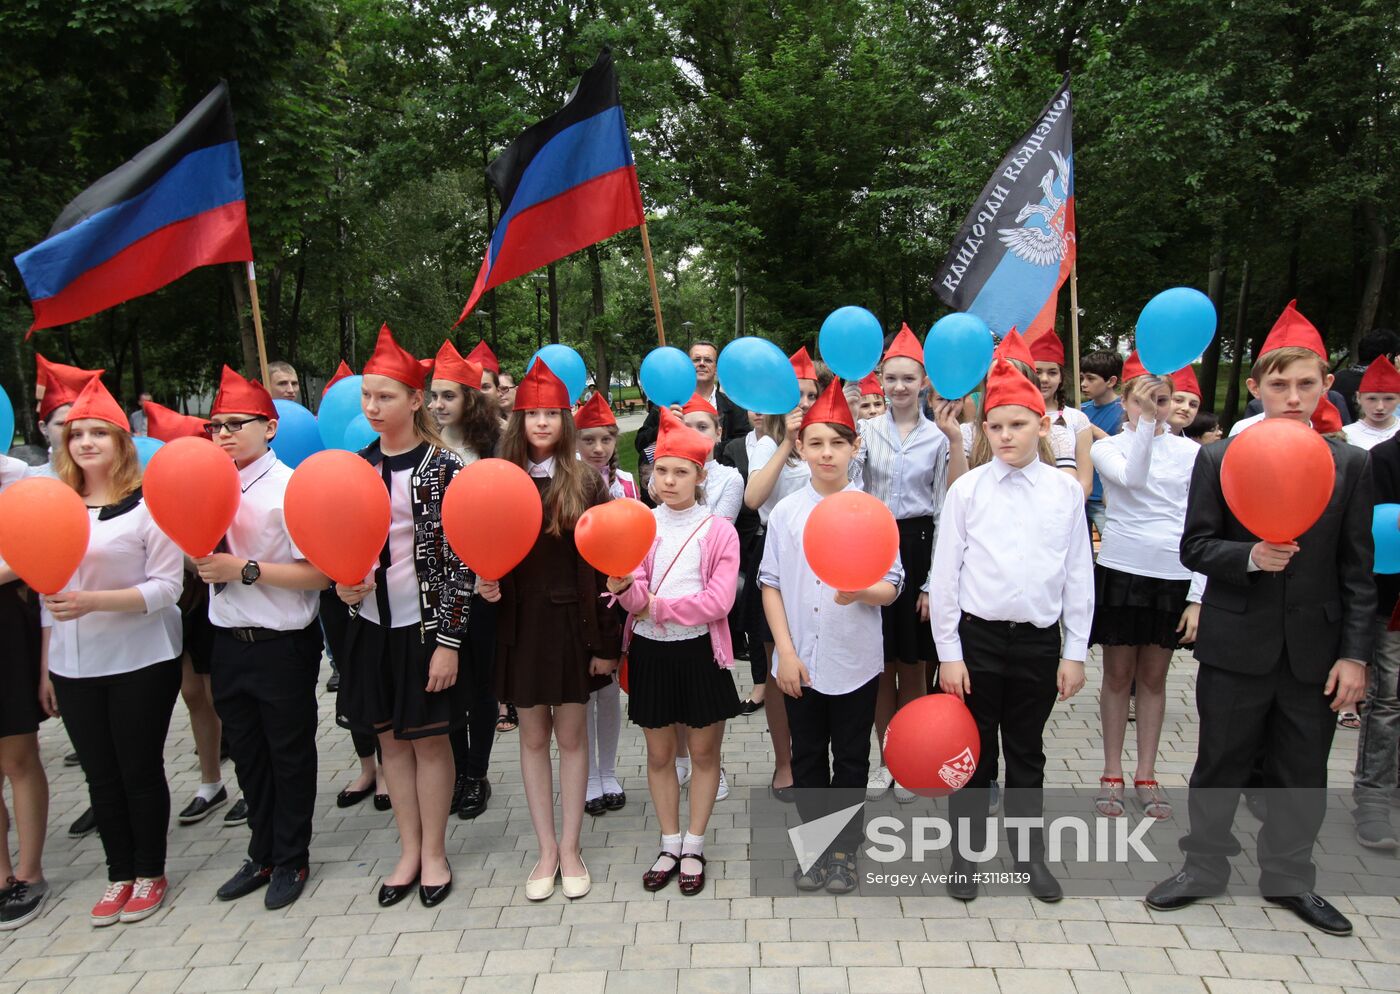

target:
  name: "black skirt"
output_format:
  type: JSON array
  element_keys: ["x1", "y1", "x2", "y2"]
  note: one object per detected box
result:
[
  {"x1": 744, "y1": 526, "x2": 773, "y2": 650},
  {"x1": 1090, "y1": 564, "x2": 1191, "y2": 651},
  {"x1": 336, "y1": 615, "x2": 470, "y2": 740},
  {"x1": 882, "y1": 515, "x2": 935, "y2": 663},
  {"x1": 0, "y1": 581, "x2": 44, "y2": 738},
  {"x1": 180, "y1": 575, "x2": 215, "y2": 675},
  {"x1": 626, "y1": 633, "x2": 742, "y2": 730}
]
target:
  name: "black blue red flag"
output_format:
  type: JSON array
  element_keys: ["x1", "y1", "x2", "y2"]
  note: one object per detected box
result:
[
  {"x1": 455, "y1": 49, "x2": 645, "y2": 325},
  {"x1": 14, "y1": 82, "x2": 253, "y2": 335},
  {"x1": 933, "y1": 77, "x2": 1074, "y2": 342}
]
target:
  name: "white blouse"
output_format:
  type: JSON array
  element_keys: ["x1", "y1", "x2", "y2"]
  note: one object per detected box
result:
[
  {"x1": 703, "y1": 461, "x2": 743, "y2": 523},
  {"x1": 749, "y1": 435, "x2": 812, "y2": 525},
  {"x1": 359, "y1": 461, "x2": 421, "y2": 629},
  {"x1": 632, "y1": 501, "x2": 713, "y2": 642},
  {"x1": 1090, "y1": 420, "x2": 1199, "y2": 580}
]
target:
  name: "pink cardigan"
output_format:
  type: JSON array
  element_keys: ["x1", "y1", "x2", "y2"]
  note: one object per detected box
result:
[{"x1": 614, "y1": 515, "x2": 740, "y2": 668}]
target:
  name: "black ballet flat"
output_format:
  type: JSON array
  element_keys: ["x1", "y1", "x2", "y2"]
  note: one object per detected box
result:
[
  {"x1": 378, "y1": 874, "x2": 419, "y2": 907},
  {"x1": 337, "y1": 784, "x2": 373, "y2": 809},
  {"x1": 374, "y1": 792, "x2": 392, "y2": 811},
  {"x1": 419, "y1": 871, "x2": 452, "y2": 908},
  {"x1": 602, "y1": 791, "x2": 626, "y2": 811},
  {"x1": 584, "y1": 797, "x2": 607, "y2": 816}
]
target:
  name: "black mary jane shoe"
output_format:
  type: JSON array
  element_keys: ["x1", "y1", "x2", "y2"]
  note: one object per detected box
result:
[
  {"x1": 337, "y1": 784, "x2": 374, "y2": 809},
  {"x1": 374, "y1": 792, "x2": 393, "y2": 812},
  {"x1": 739, "y1": 699, "x2": 764, "y2": 716},
  {"x1": 678, "y1": 852, "x2": 707, "y2": 896},
  {"x1": 584, "y1": 796, "x2": 607, "y2": 817},
  {"x1": 378, "y1": 873, "x2": 420, "y2": 908},
  {"x1": 602, "y1": 791, "x2": 626, "y2": 811},
  {"x1": 419, "y1": 871, "x2": 453, "y2": 908},
  {"x1": 770, "y1": 779, "x2": 795, "y2": 803},
  {"x1": 1266, "y1": 892, "x2": 1353, "y2": 936}
]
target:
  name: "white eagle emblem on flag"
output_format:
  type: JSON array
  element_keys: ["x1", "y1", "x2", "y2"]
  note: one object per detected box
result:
[
  {"x1": 939, "y1": 747, "x2": 978, "y2": 790},
  {"x1": 997, "y1": 150, "x2": 1075, "y2": 267}
]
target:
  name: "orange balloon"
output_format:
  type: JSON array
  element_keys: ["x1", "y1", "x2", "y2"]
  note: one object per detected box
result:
[
  {"x1": 142, "y1": 437, "x2": 241, "y2": 557},
  {"x1": 1222, "y1": 418, "x2": 1335, "y2": 543},
  {"x1": 0, "y1": 478, "x2": 90, "y2": 594},
  {"x1": 284, "y1": 450, "x2": 391, "y2": 584},
  {"x1": 801, "y1": 490, "x2": 899, "y2": 591},
  {"x1": 442, "y1": 459, "x2": 543, "y2": 580},
  {"x1": 575, "y1": 499, "x2": 657, "y2": 578},
  {"x1": 883, "y1": 694, "x2": 981, "y2": 797}
]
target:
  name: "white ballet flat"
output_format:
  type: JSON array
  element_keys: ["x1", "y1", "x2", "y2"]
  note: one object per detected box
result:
[
  {"x1": 525, "y1": 862, "x2": 559, "y2": 901},
  {"x1": 561, "y1": 857, "x2": 591, "y2": 899}
]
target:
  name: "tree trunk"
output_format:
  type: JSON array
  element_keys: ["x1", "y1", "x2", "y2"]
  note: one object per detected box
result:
[
  {"x1": 547, "y1": 262, "x2": 560, "y2": 344},
  {"x1": 1222, "y1": 259, "x2": 1252, "y2": 431},
  {"x1": 588, "y1": 245, "x2": 609, "y2": 400},
  {"x1": 735, "y1": 258, "x2": 746, "y2": 338},
  {"x1": 1199, "y1": 248, "x2": 1228, "y2": 411},
  {"x1": 287, "y1": 255, "x2": 307, "y2": 366},
  {"x1": 12, "y1": 334, "x2": 36, "y2": 444},
  {"x1": 1354, "y1": 202, "x2": 1388, "y2": 354},
  {"x1": 130, "y1": 319, "x2": 145, "y2": 400},
  {"x1": 228, "y1": 265, "x2": 259, "y2": 377}
]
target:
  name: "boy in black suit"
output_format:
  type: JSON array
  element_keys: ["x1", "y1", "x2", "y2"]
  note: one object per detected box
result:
[{"x1": 1146, "y1": 301, "x2": 1373, "y2": 936}]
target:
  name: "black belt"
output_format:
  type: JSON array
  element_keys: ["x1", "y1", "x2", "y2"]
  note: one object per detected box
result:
[{"x1": 216, "y1": 626, "x2": 291, "y2": 644}]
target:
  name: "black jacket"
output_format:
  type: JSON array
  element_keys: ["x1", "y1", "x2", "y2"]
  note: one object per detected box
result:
[{"x1": 1181, "y1": 435, "x2": 1375, "y2": 683}]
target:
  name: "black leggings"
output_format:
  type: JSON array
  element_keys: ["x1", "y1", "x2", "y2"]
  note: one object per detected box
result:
[
  {"x1": 323, "y1": 590, "x2": 382, "y2": 762},
  {"x1": 448, "y1": 595, "x2": 498, "y2": 780},
  {"x1": 52, "y1": 658, "x2": 181, "y2": 881}
]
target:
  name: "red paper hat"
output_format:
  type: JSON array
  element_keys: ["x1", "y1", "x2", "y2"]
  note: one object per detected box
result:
[
  {"x1": 211, "y1": 365, "x2": 278, "y2": 420},
  {"x1": 994, "y1": 327, "x2": 1035, "y2": 368},
  {"x1": 789, "y1": 346, "x2": 818, "y2": 382},
  {"x1": 1121, "y1": 350, "x2": 1148, "y2": 382},
  {"x1": 142, "y1": 400, "x2": 206, "y2": 442},
  {"x1": 322, "y1": 360, "x2": 354, "y2": 396},
  {"x1": 883, "y1": 324, "x2": 924, "y2": 366},
  {"x1": 36, "y1": 354, "x2": 105, "y2": 420},
  {"x1": 858, "y1": 373, "x2": 884, "y2": 396},
  {"x1": 984, "y1": 357, "x2": 1046, "y2": 416},
  {"x1": 801, "y1": 377, "x2": 857, "y2": 433},
  {"x1": 1260, "y1": 299, "x2": 1327, "y2": 360},
  {"x1": 65, "y1": 375, "x2": 130, "y2": 432},
  {"x1": 1359, "y1": 355, "x2": 1400, "y2": 394},
  {"x1": 1029, "y1": 332, "x2": 1066, "y2": 366},
  {"x1": 432, "y1": 340, "x2": 483, "y2": 390},
  {"x1": 363, "y1": 324, "x2": 427, "y2": 390},
  {"x1": 654, "y1": 408, "x2": 713, "y2": 466},
  {"x1": 466, "y1": 339, "x2": 501, "y2": 375},
  {"x1": 1312, "y1": 395, "x2": 1343, "y2": 434},
  {"x1": 1170, "y1": 364, "x2": 1202, "y2": 398},
  {"x1": 513, "y1": 358, "x2": 571, "y2": 411},
  {"x1": 574, "y1": 391, "x2": 617, "y2": 429},
  {"x1": 681, "y1": 392, "x2": 718, "y2": 418}
]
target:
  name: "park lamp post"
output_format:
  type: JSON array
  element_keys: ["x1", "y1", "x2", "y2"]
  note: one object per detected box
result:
[{"x1": 681, "y1": 320, "x2": 694, "y2": 350}]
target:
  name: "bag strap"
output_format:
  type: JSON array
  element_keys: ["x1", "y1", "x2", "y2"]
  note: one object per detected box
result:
[{"x1": 652, "y1": 515, "x2": 713, "y2": 596}]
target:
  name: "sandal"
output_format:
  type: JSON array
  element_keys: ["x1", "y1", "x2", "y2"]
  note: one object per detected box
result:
[
  {"x1": 678, "y1": 852, "x2": 707, "y2": 896},
  {"x1": 824, "y1": 851, "x2": 856, "y2": 894},
  {"x1": 1338, "y1": 711, "x2": 1361, "y2": 730},
  {"x1": 642, "y1": 850, "x2": 680, "y2": 892},
  {"x1": 1135, "y1": 780, "x2": 1172, "y2": 820},
  {"x1": 496, "y1": 704, "x2": 518, "y2": 733},
  {"x1": 1095, "y1": 776, "x2": 1126, "y2": 818}
]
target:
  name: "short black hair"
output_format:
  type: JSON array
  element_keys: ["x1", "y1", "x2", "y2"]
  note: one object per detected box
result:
[
  {"x1": 1081, "y1": 351, "x2": 1123, "y2": 381},
  {"x1": 1184, "y1": 410, "x2": 1220, "y2": 441},
  {"x1": 1359, "y1": 328, "x2": 1399, "y2": 364}
]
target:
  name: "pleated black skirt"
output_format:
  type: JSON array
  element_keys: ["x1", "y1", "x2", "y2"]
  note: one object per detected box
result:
[
  {"x1": 626, "y1": 633, "x2": 742, "y2": 730},
  {"x1": 882, "y1": 515, "x2": 935, "y2": 663},
  {"x1": 336, "y1": 616, "x2": 470, "y2": 740},
  {"x1": 1090, "y1": 564, "x2": 1191, "y2": 651},
  {"x1": 0, "y1": 581, "x2": 44, "y2": 738}
]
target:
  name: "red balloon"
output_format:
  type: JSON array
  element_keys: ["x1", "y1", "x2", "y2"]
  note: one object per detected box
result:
[
  {"x1": 442, "y1": 459, "x2": 543, "y2": 580},
  {"x1": 143, "y1": 437, "x2": 241, "y2": 557},
  {"x1": 284, "y1": 450, "x2": 391, "y2": 585},
  {"x1": 0, "y1": 478, "x2": 90, "y2": 594},
  {"x1": 1222, "y1": 418, "x2": 1335, "y2": 542},
  {"x1": 883, "y1": 695, "x2": 981, "y2": 797},
  {"x1": 801, "y1": 490, "x2": 900, "y2": 591},
  {"x1": 575, "y1": 499, "x2": 657, "y2": 578}
]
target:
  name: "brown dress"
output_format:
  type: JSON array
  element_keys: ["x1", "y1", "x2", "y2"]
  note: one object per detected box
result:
[{"x1": 494, "y1": 474, "x2": 622, "y2": 708}]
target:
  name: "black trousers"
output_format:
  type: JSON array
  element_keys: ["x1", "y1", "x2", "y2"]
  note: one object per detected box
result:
[
  {"x1": 52, "y1": 659, "x2": 181, "y2": 881},
  {"x1": 210, "y1": 624, "x2": 322, "y2": 869},
  {"x1": 1181, "y1": 652, "x2": 1336, "y2": 895},
  {"x1": 449, "y1": 595, "x2": 499, "y2": 780},
  {"x1": 784, "y1": 675, "x2": 878, "y2": 853},
  {"x1": 947, "y1": 615, "x2": 1060, "y2": 861}
]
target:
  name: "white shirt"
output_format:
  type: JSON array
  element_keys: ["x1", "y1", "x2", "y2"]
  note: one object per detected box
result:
[
  {"x1": 1051, "y1": 406, "x2": 1092, "y2": 436},
  {"x1": 749, "y1": 434, "x2": 812, "y2": 525},
  {"x1": 632, "y1": 501, "x2": 713, "y2": 642},
  {"x1": 960, "y1": 421, "x2": 1077, "y2": 470},
  {"x1": 528, "y1": 456, "x2": 556, "y2": 479},
  {"x1": 1229, "y1": 412, "x2": 1264, "y2": 437},
  {"x1": 1090, "y1": 421, "x2": 1198, "y2": 580},
  {"x1": 930, "y1": 457, "x2": 1094, "y2": 662},
  {"x1": 759, "y1": 482, "x2": 905, "y2": 695},
  {"x1": 42, "y1": 497, "x2": 184, "y2": 678},
  {"x1": 854, "y1": 411, "x2": 950, "y2": 521},
  {"x1": 208, "y1": 451, "x2": 319, "y2": 631},
  {"x1": 1342, "y1": 419, "x2": 1399, "y2": 450},
  {"x1": 359, "y1": 460, "x2": 422, "y2": 629},
  {"x1": 704, "y1": 460, "x2": 743, "y2": 522},
  {"x1": 0, "y1": 455, "x2": 28, "y2": 489}
]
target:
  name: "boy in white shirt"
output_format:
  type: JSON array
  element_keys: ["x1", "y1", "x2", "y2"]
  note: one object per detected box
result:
[
  {"x1": 930, "y1": 356, "x2": 1094, "y2": 904},
  {"x1": 1341, "y1": 355, "x2": 1400, "y2": 451}
]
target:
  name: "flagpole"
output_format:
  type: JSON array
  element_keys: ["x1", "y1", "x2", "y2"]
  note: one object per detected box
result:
[
  {"x1": 246, "y1": 261, "x2": 271, "y2": 386},
  {"x1": 638, "y1": 218, "x2": 667, "y2": 347},
  {"x1": 1069, "y1": 261, "x2": 1082, "y2": 406}
]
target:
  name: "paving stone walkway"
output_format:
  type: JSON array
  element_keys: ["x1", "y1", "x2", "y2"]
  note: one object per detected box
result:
[{"x1": 2, "y1": 648, "x2": 1397, "y2": 994}]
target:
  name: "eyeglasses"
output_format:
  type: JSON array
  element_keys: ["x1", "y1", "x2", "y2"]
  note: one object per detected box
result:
[
  {"x1": 202, "y1": 417, "x2": 265, "y2": 436},
  {"x1": 692, "y1": 357, "x2": 716, "y2": 365}
]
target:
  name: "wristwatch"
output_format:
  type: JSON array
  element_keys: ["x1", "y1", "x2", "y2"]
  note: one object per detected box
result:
[{"x1": 241, "y1": 560, "x2": 261, "y2": 586}]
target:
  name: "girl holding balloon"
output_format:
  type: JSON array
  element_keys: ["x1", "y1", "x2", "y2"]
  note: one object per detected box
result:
[
  {"x1": 37, "y1": 377, "x2": 185, "y2": 926},
  {"x1": 607, "y1": 410, "x2": 743, "y2": 895},
  {"x1": 475, "y1": 360, "x2": 621, "y2": 901},
  {"x1": 334, "y1": 326, "x2": 473, "y2": 910}
]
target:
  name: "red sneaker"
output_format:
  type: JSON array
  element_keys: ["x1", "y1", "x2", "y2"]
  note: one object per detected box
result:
[
  {"x1": 118, "y1": 876, "x2": 167, "y2": 923},
  {"x1": 90, "y1": 881, "x2": 133, "y2": 927}
]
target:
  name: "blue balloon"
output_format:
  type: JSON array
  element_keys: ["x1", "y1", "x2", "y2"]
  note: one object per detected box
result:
[
  {"x1": 639, "y1": 347, "x2": 697, "y2": 408},
  {"x1": 133, "y1": 435, "x2": 164, "y2": 469},
  {"x1": 343, "y1": 415, "x2": 377, "y2": 452},
  {"x1": 528, "y1": 344, "x2": 588, "y2": 405},
  {"x1": 924, "y1": 313, "x2": 994, "y2": 399},
  {"x1": 818, "y1": 306, "x2": 884, "y2": 380},
  {"x1": 1375, "y1": 504, "x2": 1400, "y2": 574},
  {"x1": 318, "y1": 376, "x2": 364, "y2": 451},
  {"x1": 271, "y1": 399, "x2": 323, "y2": 468},
  {"x1": 717, "y1": 338, "x2": 800, "y2": 415},
  {"x1": 0, "y1": 385, "x2": 14, "y2": 455},
  {"x1": 1136, "y1": 287, "x2": 1217, "y2": 375}
]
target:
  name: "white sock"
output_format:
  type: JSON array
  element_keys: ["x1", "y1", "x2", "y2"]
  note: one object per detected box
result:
[
  {"x1": 197, "y1": 781, "x2": 223, "y2": 803},
  {"x1": 586, "y1": 775, "x2": 603, "y2": 803},
  {"x1": 651, "y1": 833, "x2": 683, "y2": 874},
  {"x1": 682, "y1": 832, "x2": 705, "y2": 856}
]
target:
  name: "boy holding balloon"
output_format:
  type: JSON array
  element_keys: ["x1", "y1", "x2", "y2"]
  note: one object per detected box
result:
[{"x1": 1145, "y1": 302, "x2": 1373, "y2": 936}]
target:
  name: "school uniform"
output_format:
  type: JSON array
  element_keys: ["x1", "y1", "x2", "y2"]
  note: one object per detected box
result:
[
  {"x1": 1341, "y1": 419, "x2": 1400, "y2": 451},
  {"x1": 703, "y1": 460, "x2": 743, "y2": 523}
]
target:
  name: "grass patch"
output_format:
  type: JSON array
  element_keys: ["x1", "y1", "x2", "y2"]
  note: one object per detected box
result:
[{"x1": 618, "y1": 429, "x2": 639, "y2": 477}]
